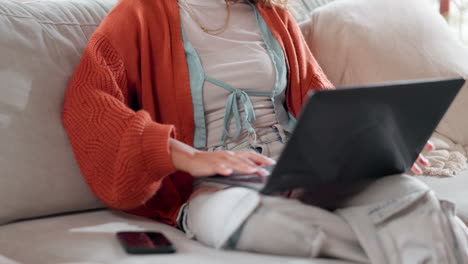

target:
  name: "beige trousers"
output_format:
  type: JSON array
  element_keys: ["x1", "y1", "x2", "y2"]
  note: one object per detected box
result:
[{"x1": 180, "y1": 175, "x2": 468, "y2": 263}]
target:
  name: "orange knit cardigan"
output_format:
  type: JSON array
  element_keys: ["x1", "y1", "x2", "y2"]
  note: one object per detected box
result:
[{"x1": 62, "y1": 0, "x2": 333, "y2": 226}]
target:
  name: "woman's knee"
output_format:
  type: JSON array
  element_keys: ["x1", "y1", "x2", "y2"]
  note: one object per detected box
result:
[
  {"x1": 184, "y1": 187, "x2": 261, "y2": 249},
  {"x1": 342, "y1": 174, "x2": 430, "y2": 207}
]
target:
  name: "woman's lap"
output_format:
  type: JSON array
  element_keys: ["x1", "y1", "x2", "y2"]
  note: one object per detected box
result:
[
  {"x1": 181, "y1": 174, "x2": 468, "y2": 262},
  {"x1": 233, "y1": 194, "x2": 368, "y2": 262},
  {"x1": 181, "y1": 178, "x2": 368, "y2": 260}
]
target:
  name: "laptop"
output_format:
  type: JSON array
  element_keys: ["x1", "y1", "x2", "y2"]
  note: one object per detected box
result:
[{"x1": 203, "y1": 78, "x2": 465, "y2": 195}]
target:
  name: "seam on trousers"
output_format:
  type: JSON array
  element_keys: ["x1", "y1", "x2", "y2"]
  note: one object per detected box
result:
[
  {"x1": 224, "y1": 209, "x2": 257, "y2": 249},
  {"x1": 369, "y1": 190, "x2": 429, "y2": 224}
]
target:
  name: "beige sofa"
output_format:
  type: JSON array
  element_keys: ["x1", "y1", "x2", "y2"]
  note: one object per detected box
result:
[{"x1": 0, "y1": 0, "x2": 466, "y2": 263}]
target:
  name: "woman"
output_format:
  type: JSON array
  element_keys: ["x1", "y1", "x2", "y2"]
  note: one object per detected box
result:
[{"x1": 63, "y1": 0, "x2": 467, "y2": 262}]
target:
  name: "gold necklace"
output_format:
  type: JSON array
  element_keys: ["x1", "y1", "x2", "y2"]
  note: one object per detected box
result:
[{"x1": 181, "y1": 0, "x2": 231, "y2": 35}]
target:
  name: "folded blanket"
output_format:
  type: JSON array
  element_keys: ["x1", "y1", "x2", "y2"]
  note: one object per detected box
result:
[{"x1": 422, "y1": 132, "x2": 468, "y2": 177}]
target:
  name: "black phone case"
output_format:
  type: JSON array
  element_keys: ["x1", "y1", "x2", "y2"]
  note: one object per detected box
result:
[{"x1": 117, "y1": 231, "x2": 176, "y2": 254}]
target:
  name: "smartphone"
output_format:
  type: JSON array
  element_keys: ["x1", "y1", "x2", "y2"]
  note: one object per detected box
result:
[{"x1": 116, "y1": 231, "x2": 176, "y2": 254}]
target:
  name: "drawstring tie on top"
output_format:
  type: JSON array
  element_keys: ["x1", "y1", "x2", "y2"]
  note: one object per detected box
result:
[{"x1": 205, "y1": 76, "x2": 271, "y2": 149}]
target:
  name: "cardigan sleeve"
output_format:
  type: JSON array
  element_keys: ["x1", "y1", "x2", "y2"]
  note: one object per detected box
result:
[{"x1": 62, "y1": 33, "x2": 177, "y2": 210}]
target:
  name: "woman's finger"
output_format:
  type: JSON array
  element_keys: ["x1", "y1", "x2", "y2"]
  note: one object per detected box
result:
[
  {"x1": 216, "y1": 163, "x2": 233, "y2": 176},
  {"x1": 221, "y1": 155, "x2": 259, "y2": 174},
  {"x1": 417, "y1": 154, "x2": 431, "y2": 167},
  {"x1": 222, "y1": 155, "x2": 270, "y2": 176},
  {"x1": 240, "y1": 151, "x2": 276, "y2": 166},
  {"x1": 425, "y1": 141, "x2": 435, "y2": 150},
  {"x1": 227, "y1": 153, "x2": 258, "y2": 168},
  {"x1": 411, "y1": 163, "x2": 423, "y2": 175}
]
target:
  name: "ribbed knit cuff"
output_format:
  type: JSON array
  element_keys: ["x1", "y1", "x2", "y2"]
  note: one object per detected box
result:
[{"x1": 142, "y1": 122, "x2": 177, "y2": 179}]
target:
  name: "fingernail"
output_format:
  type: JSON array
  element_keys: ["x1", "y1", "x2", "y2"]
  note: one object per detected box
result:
[
  {"x1": 259, "y1": 168, "x2": 270, "y2": 176},
  {"x1": 419, "y1": 155, "x2": 431, "y2": 166},
  {"x1": 426, "y1": 142, "x2": 435, "y2": 150},
  {"x1": 421, "y1": 158, "x2": 430, "y2": 167},
  {"x1": 412, "y1": 165, "x2": 422, "y2": 175},
  {"x1": 268, "y1": 158, "x2": 277, "y2": 164}
]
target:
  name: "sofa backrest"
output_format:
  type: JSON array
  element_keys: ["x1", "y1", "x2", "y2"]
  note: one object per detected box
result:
[
  {"x1": 0, "y1": 0, "x2": 118, "y2": 225},
  {"x1": 290, "y1": 0, "x2": 337, "y2": 23}
]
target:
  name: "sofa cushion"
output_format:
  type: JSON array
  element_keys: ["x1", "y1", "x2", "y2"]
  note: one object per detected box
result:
[
  {"x1": 0, "y1": 0, "x2": 119, "y2": 225},
  {"x1": 0, "y1": 210, "x2": 354, "y2": 264},
  {"x1": 415, "y1": 170, "x2": 468, "y2": 224},
  {"x1": 302, "y1": 0, "x2": 468, "y2": 149}
]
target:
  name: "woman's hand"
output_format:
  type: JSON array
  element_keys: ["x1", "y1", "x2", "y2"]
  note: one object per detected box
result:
[
  {"x1": 170, "y1": 139, "x2": 274, "y2": 178},
  {"x1": 411, "y1": 141, "x2": 434, "y2": 174}
]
